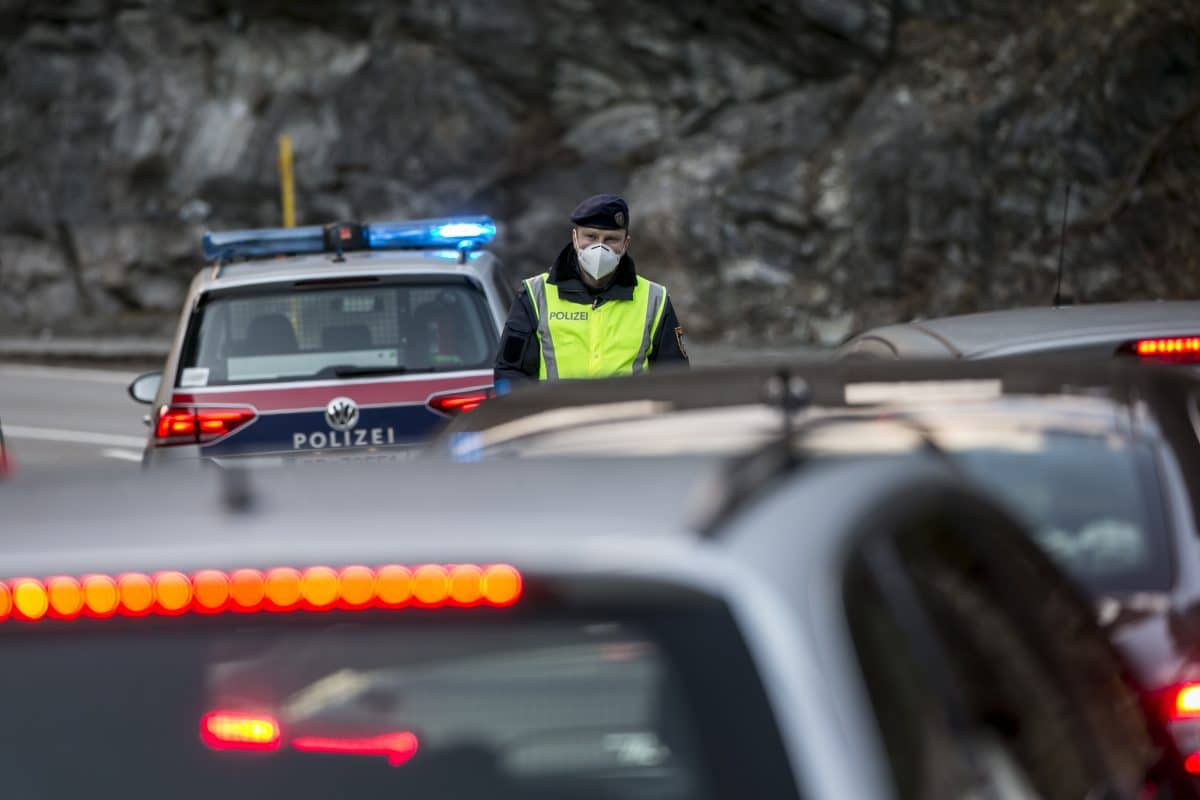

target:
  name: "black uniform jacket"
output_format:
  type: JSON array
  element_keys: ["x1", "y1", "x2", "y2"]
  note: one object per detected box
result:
[{"x1": 494, "y1": 244, "x2": 689, "y2": 384}]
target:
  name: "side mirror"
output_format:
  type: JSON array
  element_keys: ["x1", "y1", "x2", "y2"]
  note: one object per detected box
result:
[{"x1": 128, "y1": 371, "x2": 162, "y2": 404}]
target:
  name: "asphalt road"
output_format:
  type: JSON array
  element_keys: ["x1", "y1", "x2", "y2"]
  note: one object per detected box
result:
[
  {"x1": 0, "y1": 364, "x2": 149, "y2": 476},
  {"x1": 0, "y1": 344, "x2": 828, "y2": 477}
]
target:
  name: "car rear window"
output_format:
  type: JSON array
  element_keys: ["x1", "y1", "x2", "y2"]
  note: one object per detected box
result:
[
  {"x1": 0, "y1": 610, "x2": 795, "y2": 799},
  {"x1": 180, "y1": 280, "x2": 496, "y2": 386},
  {"x1": 950, "y1": 432, "x2": 1171, "y2": 595}
]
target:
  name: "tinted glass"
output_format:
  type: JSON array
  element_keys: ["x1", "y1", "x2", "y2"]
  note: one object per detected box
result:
[
  {"x1": 181, "y1": 281, "x2": 495, "y2": 386},
  {"x1": 0, "y1": 612, "x2": 795, "y2": 800},
  {"x1": 892, "y1": 507, "x2": 1168, "y2": 799},
  {"x1": 951, "y1": 432, "x2": 1170, "y2": 594},
  {"x1": 843, "y1": 556, "x2": 975, "y2": 799}
]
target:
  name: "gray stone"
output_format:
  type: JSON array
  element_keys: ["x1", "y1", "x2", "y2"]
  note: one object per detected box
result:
[
  {"x1": 562, "y1": 103, "x2": 668, "y2": 163},
  {"x1": 0, "y1": 236, "x2": 69, "y2": 287},
  {"x1": 2, "y1": 0, "x2": 1199, "y2": 343}
]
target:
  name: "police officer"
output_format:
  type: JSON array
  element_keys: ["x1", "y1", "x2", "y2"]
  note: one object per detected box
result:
[{"x1": 494, "y1": 194, "x2": 689, "y2": 383}]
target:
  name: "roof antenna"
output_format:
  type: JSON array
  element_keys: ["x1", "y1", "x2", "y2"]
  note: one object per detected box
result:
[
  {"x1": 765, "y1": 368, "x2": 809, "y2": 442},
  {"x1": 211, "y1": 252, "x2": 229, "y2": 280},
  {"x1": 1053, "y1": 183, "x2": 1073, "y2": 307}
]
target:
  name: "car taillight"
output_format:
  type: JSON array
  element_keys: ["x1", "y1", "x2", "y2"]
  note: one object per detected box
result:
[
  {"x1": 1128, "y1": 337, "x2": 1200, "y2": 362},
  {"x1": 154, "y1": 405, "x2": 256, "y2": 446},
  {"x1": 427, "y1": 387, "x2": 492, "y2": 415},
  {"x1": 1174, "y1": 684, "x2": 1200, "y2": 719},
  {"x1": 200, "y1": 711, "x2": 282, "y2": 751},
  {"x1": 1160, "y1": 682, "x2": 1200, "y2": 774},
  {"x1": 292, "y1": 732, "x2": 419, "y2": 766},
  {"x1": 199, "y1": 712, "x2": 418, "y2": 765}
]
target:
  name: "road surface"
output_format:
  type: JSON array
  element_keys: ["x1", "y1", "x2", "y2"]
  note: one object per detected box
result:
[
  {"x1": 0, "y1": 344, "x2": 828, "y2": 477},
  {"x1": 0, "y1": 364, "x2": 148, "y2": 476}
]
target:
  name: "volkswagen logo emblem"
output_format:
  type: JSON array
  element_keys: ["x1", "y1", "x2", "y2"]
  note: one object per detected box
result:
[{"x1": 325, "y1": 396, "x2": 359, "y2": 432}]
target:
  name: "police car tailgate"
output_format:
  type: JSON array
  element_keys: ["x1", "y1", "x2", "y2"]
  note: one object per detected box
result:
[{"x1": 164, "y1": 372, "x2": 492, "y2": 461}]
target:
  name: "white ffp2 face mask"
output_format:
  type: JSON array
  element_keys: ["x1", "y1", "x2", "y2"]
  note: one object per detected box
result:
[{"x1": 576, "y1": 243, "x2": 621, "y2": 281}]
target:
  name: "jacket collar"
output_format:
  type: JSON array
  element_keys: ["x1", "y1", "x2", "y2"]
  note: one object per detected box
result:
[{"x1": 547, "y1": 243, "x2": 637, "y2": 303}]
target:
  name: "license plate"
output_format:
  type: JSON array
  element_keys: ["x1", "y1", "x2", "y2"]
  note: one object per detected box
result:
[{"x1": 292, "y1": 448, "x2": 422, "y2": 465}]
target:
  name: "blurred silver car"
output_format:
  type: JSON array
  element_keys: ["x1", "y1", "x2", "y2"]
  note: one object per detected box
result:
[
  {"x1": 0, "y1": 450, "x2": 1193, "y2": 798},
  {"x1": 439, "y1": 358, "x2": 1200, "y2": 776},
  {"x1": 838, "y1": 300, "x2": 1200, "y2": 362}
]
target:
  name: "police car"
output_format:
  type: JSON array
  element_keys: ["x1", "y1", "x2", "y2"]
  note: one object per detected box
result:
[
  {"x1": 0, "y1": 449, "x2": 1194, "y2": 798},
  {"x1": 838, "y1": 300, "x2": 1200, "y2": 362},
  {"x1": 127, "y1": 217, "x2": 510, "y2": 466}
]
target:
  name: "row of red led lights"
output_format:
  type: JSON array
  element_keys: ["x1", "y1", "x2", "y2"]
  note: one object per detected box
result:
[
  {"x1": 0, "y1": 563, "x2": 523, "y2": 622},
  {"x1": 1136, "y1": 337, "x2": 1200, "y2": 356}
]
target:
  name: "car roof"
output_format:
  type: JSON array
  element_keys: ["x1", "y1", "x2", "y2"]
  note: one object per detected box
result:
[
  {"x1": 448, "y1": 357, "x2": 1199, "y2": 435},
  {"x1": 851, "y1": 300, "x2": 1200, "y2": 359},
  {"x1": 197, "y1": 249, "x2": 503, "y2": 293},
  {"x1": 0, "y1": 449, "x2": 956, "y2": 591},
  {"x1": 0, "y1": 457, "x2": 725, "y2": 578}
]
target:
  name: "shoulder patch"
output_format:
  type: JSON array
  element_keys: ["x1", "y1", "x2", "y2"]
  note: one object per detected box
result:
[{"x1": 674, "y1": 326, "x2": 689, "y2": 360}]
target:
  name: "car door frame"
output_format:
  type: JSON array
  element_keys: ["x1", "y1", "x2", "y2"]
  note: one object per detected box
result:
[{"x1": 845, "y1": 479, "x2": 1198, "y2": 798}]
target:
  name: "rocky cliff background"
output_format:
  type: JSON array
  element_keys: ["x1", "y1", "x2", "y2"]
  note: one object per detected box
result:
[{"x1": 2, "y1": 0, "x2": 1199, "y2": 346}]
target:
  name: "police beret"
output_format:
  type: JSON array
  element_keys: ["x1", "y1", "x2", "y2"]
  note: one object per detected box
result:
[{"x1": 569, "y1": 194, "x2": 629, "y2": 230}]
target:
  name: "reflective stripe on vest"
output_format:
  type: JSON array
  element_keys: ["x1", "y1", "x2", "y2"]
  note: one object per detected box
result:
[{"x1": 524, "y1": 273, "x2": 668, "y2": 381}]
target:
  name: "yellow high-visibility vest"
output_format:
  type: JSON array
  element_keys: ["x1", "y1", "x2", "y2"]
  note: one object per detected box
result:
[{"x1": 524, "y1": 273, "x2": 668, "y2": 380}]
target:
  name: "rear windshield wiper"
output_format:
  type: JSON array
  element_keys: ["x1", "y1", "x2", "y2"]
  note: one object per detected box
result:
[{"x1": 333, "y1": 366, "x2": 409, "y2": 378}]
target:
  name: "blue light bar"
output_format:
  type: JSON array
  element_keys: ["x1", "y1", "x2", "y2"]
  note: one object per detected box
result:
[
  {"x1": 202, "y1": 225, "x2": 325, "y2": 262},
  {"x1": 201, "y1": 215, "x2": 497, "y2": 264},
  {"x1": 366, "y1": 215, "x2": 496, "y2": 250}
]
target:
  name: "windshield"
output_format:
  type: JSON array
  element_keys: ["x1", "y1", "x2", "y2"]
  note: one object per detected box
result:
[
  {"x1": 0, "y1": 611, "x2": 794, "y2": 799},
  {"x1": 180, "y1": 280, "x2": 496, "y2": 386}
]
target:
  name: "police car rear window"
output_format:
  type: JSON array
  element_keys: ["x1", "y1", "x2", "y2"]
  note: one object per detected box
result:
[
  {"x1": 0, "y1": 612, "x2": 795, "y2": 800},
  {"x1": 180, "y1": 281, "x2": 495, "y2": 386}
]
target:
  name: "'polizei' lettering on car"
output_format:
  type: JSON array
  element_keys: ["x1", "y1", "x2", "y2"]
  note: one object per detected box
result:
[{"x1": 293, "y1": 428, "x2": 397, "y2": 450}]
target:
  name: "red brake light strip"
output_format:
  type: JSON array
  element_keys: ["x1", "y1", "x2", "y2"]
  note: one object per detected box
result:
[
  {"x1": 0, "y1": 564, "x2": 522, "y2": 623},
  {"x1": 1135, "y1": 337, "x2": 1200, "y2": 358}
]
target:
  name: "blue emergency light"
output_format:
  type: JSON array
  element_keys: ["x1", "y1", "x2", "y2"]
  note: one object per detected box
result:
[
  {"x1": 201, "y1": 215, "x2": 497, "y2": 263},
  {"x1": 202, "y1": 225, "x2": 326, "y2": 262},
  {"x1": 367, "y1": 216, "x2": 496, "y2": 250}
]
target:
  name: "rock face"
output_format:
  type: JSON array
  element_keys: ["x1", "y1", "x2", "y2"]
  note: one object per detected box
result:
[{"x1": 2, "y1": 0, "x2": 1198, "y2": 344}]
